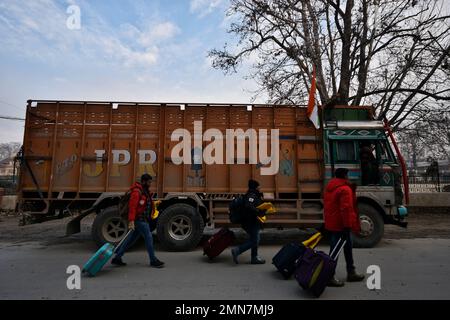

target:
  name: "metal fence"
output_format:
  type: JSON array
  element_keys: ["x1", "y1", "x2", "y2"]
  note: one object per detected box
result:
[{"x1": 407, "y1": 174, "x2": 450, "y2": 192}]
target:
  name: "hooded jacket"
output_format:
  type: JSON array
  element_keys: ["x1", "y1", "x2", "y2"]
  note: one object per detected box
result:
[
  {"x1": 324, "y1": 178, "x2": 360, "y2": 233},
  {"x1": 128, "y1": 182, "x2": 154, "y2": 222}
]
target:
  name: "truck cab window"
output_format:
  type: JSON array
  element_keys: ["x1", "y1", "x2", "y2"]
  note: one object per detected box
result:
[
  {"x1": 336, "y1": 141, "x2": 356, "y2": 162},
  {"x1": 378, "y1": 140, "x2": 394, "y2": 163},
  {"x1": 359, "y1": 141, "x2": 380, "y2": 185}
]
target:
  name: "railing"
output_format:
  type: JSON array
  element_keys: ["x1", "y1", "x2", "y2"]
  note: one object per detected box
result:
[{"x1": 407, "y1": 174, "x2": 450, "y2": 192}]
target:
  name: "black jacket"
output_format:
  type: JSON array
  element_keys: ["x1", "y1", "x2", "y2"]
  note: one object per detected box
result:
[{"x1": 242, "y1": 188, "x2": 264, "y2": 226}]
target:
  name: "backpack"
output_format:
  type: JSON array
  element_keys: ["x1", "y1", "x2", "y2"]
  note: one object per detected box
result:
[
  {"x1": 118, "y1": 187, "x2": 142, "y2": 220},
  {"x1": 229, "y1": 195, "x2": 245, "y2": 224}
]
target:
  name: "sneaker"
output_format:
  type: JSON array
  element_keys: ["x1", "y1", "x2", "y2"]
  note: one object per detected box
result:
[
  {"x1": 347, "y1": 270, "x2": 365, "y2": 282},
  {"x1": 231, "y1": 247, "x2": 239, "y2": 264},
  {"x1": 111, "y1": 257, "x2": 127, "y2": 267},
  {"x1": 150, "y1": 259, "x2": 165, "y2": 268},
  {"x1": 251, "y1": 256, "x2": 266, "y2": 264},
  {"x1": 328, "y1": 277, "x2": 345, "y2": 287}
]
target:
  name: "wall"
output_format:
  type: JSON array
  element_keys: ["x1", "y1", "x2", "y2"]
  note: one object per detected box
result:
[
  {"x1": 409, "y1": 193, "x2": 450, "y2": 207},
  {"x1": 0, "y1": 195, "x2": 17, "y2": 211}
]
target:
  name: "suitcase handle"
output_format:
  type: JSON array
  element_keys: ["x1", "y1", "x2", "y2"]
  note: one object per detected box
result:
[
  {"x1": 330, "y1": 235, "x2": 347, "y2": 261},
  {"x1": 113, "y1": 230, "x2": 134, "y2": 254}
]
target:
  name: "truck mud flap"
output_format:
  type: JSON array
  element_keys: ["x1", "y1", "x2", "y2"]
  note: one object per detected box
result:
[{"x1": 66, "y1": 208, "x2": 95, "y2": 236}]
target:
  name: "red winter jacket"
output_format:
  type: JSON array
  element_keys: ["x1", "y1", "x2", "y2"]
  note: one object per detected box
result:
[
  {"x1": 324, "y1": 178, "x2": 360, "y2": 233},
  {"x1": 128, "y1": 182, "x2": 154, "y2": 222}
]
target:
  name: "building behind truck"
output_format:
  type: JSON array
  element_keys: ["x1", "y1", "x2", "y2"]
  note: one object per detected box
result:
[{"x1": 16, "y1": 100, "x2": 409, "y2": 250}]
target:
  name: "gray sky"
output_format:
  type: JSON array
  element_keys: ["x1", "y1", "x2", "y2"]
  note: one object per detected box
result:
[{"x1": 0, "y1": 0, "x2": 260, "y2": 143}]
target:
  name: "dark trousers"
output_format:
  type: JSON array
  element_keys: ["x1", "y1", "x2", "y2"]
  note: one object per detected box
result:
[
  {"x1": 329, "y1": 231, "x2": 355, "y2": 273},
  {"x1": 237, "y1": 223, "x2": 261, "y2": 258},
  {"x1": 115, "y1": 218, "x2": 157, "y2": 263}
]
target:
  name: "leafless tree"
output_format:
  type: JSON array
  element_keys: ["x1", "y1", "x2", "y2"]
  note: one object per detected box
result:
[
  {"x1": 398, "y1": 111, "x2": 450, "y2": 170},
  {"x1": 209, "y1": 0, "x2": 450, "y2": 130},
  {"x1": 0, "y1": 142, "x2": 21, "y2": 161}
]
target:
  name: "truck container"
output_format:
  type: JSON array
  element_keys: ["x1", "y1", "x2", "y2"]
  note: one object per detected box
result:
[{"x1": 17, "y1": 100, "x2": 409, "y2": 250}]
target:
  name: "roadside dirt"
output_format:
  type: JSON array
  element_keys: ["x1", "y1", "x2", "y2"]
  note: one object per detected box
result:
[
  {"x1": 384, "y1": 213, "x2": 450, "y2": 239},
  {"x1": 0, "y1": 212, "x2": 449, "y2": 247}
]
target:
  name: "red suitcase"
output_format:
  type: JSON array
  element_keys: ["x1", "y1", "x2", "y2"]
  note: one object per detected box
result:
[{"x1": 203, "y1": 228, "x2": 235, "y2": 259}]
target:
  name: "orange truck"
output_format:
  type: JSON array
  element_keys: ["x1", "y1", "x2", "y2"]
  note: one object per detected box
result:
[{"x1": 17, "y1": 100, "x2": 408, "y2": 250}]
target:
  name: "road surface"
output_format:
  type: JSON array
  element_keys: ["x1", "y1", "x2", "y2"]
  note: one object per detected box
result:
[{"x1": 0, "y1": 214, "x2": 449, "y2": 300}]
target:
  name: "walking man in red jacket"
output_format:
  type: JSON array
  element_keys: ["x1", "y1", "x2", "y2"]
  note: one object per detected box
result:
[
  {"x1": 112, "y1": 174, "x2": 165, "y2": 268},
  {"x1": 324, "y1": 168, "x2": 365, "y2": 287}
]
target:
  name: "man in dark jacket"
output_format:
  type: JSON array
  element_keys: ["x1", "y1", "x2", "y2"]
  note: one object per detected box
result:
[
  {"x1": 324, "y1": 168, "x2": 365, "y2": 286},
  {"x1": 111, "y1": 174, "x2": 165, "y2": 268},
  {"x1": 231, "y1": 179, "x2": 266, "y2": 264}
]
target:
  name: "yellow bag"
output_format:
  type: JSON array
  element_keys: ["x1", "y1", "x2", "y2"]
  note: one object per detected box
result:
[
  {"x1": 257, "y1": 202, "x2": 277, "y2": 214},
  {"x1": 151, "y1": 200, "x2": 162, "y2": 220},
  {"x1": 257, "y1": 215, "x2": 267, "y2": 223},
  {"x1": 256, "y1": 202, "x2": 277, "y2": 223},
  {"x1": 302, "y1": 232, "x2": 322, "y2": 249}
]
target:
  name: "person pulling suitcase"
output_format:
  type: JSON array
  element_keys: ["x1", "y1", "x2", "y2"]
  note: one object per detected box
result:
[
  {"x1": 231, "y1": 179, "x2": 266, "y2": 265},
  {"x1": 111, "y1": 174, "x2": 165, "y2": 268},
  {"x1": 324, "y1": 168, "x2": 365, "y2": 286}
]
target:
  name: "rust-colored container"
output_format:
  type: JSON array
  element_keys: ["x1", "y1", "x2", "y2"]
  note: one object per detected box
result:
[
  {"x1": 18, "y1": 100, "x2": 402, "y2": 250},
  {"x1": 20, "y1": 101, "x2": 322, "y2": 198}
]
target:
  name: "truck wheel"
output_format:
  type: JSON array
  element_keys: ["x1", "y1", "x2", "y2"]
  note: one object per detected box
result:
[
  {"x1": 92, "y1": 206, "x2": 128, "y2": 247},
  {"x1": 157, "y1": 203, "x2": 205, "y2": 252},
  {"x1": 353, "y1": 203, "x2": 384, "y2": 248}
]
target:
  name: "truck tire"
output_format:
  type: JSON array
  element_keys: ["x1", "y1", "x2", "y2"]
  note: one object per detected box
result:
[
  {"x1": 92, "y1": 206, "x2": 128, "y2": 247},
  {"x1": 156, "y1": 203, "x2": 205, "y2": 252},
  {"x1": 353, "y1": 203, "x2": 384, "y2": 248}
]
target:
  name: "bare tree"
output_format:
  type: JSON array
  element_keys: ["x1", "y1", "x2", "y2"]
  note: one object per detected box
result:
[
  {"x1": 398, "y1": 110, "x2": 450, "y2": 170},
  {"x1": 209, "y1": 0, "x2": 450, "y2": 130},
  {"x1": 0, "y1": 142, "x2": 21, "y2": 161}
]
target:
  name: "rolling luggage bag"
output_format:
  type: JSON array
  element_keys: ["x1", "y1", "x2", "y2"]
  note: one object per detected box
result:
[
  {"x1": 310, "y1": 236, "x2": 347, "y2": 297},
  {"x1": 272, "y1": 232, "x2": 322, "y2": 279},
  {"x1": 203, "y1": 228, "x2": 235, "y2": 259},
  {"x1": 294, "y1": 235, "x2": 346, "y2": 297},
  {"x1": 272, "y1": 243, "x2": 306, "y2": 279},
  {"x1": 82, "y1": 230, "x2": 133, "y2": 277}
]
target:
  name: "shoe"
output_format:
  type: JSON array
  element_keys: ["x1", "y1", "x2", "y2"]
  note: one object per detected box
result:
[
  {"x1": 231, "y1": 247, "x2": 239, "y2": 264},
  {"x1": 111, "y1": 257, "x2": 127, "y2": 266},
  {"x1": 347, "y1": 270, "x2": 365, "y2": 282},
  {"x1": 327, "y1": 277, "x2": 345, "y2": 287},
  {"x1": 150, "y1": 259, "x2": 165, "y2": 268},
  {"x1": 251, "y1": 256, "x2": 266, "y2": 264}
]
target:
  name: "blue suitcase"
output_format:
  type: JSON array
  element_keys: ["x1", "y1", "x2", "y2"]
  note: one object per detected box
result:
[{"x1": 82, "y1": 230, "x2": 132, "y2": 277}]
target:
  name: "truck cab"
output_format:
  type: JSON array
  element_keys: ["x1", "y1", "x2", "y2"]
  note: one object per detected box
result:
[{"x1": 323, "y1": 106, "x2": 408, "y2": 247}]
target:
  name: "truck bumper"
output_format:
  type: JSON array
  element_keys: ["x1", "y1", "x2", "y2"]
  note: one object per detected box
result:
[
  {"x1": 385, "y1": 205, "x2": 408, "y2": 228},
  {"x1": 397, "y1": 205, "x2": 408, "y2": 218}
]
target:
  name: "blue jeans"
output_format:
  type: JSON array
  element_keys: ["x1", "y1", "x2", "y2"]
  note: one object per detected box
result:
[
  {"x1": 237, "y1": 223, "x2": 261, "y2": 258},
  {"x1": 329, "y1": 231, "x2": 355, "y2": 273},
  {"x1": 115, "y1": 218, "x2": 157, "y2": 263}
]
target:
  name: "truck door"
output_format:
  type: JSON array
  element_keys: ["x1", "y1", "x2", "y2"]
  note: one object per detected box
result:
[{"x1": 357, "y1": 139, "x2": 396, "y2": 187}]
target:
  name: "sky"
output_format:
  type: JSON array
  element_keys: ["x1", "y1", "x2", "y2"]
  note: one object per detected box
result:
[{"x1": 0, "y1": 0, "x2": 261, "y2": 143}]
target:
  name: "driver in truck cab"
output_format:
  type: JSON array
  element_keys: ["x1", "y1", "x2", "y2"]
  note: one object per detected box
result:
[
  {"x1": 111, "y1": 174, "x2": 165, "y2": 269},
  {"x1": 324, "y1": 168, "x2": 365, "y2": 287}
]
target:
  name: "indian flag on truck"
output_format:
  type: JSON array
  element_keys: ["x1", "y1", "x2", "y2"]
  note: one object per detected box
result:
[{"x1": 307, "y1": 66, "x2": 320, "y2": 129}]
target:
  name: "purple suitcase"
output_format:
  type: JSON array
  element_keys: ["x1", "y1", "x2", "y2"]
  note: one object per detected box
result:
[{"x1": 295, "y1": 236, "x2": 346, "y2": 297}]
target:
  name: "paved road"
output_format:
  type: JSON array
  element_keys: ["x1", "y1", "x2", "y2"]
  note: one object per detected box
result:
[{"x1": 1, "y1": 234, "x2": 449, "y2": 300}]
